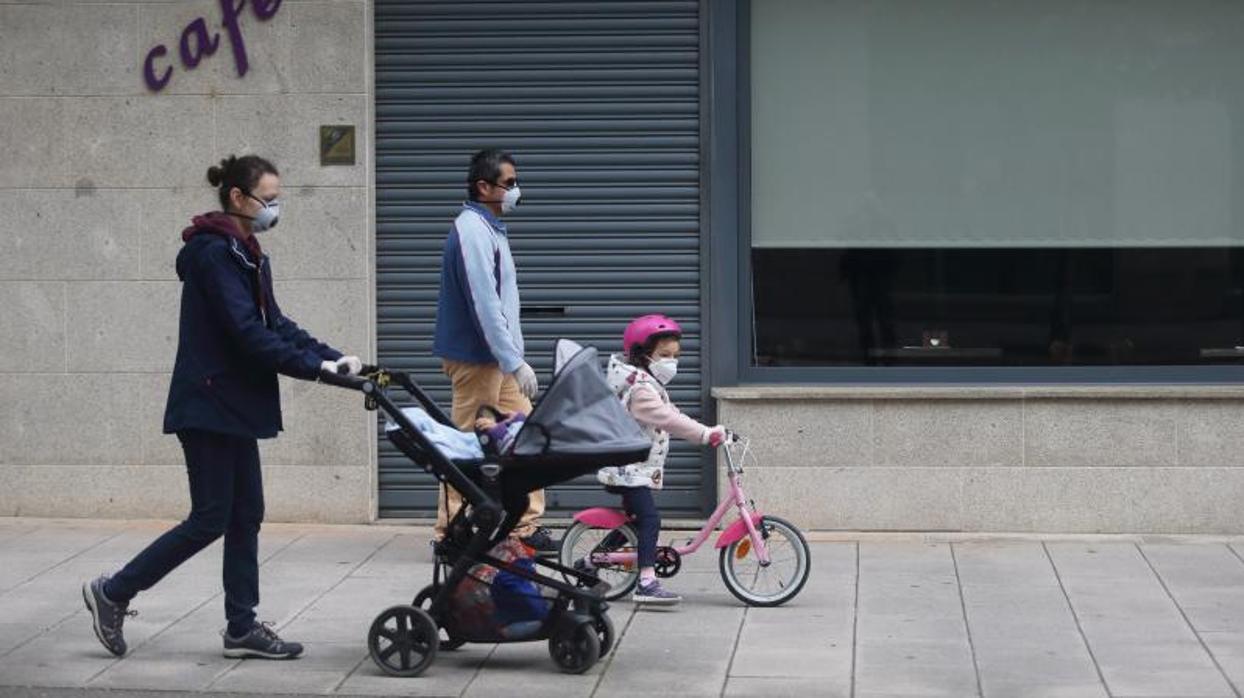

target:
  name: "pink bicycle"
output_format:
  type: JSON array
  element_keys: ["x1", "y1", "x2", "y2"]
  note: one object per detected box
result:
[{"x1": 559, "y1": 434, "x2": 811, "y2": 607}]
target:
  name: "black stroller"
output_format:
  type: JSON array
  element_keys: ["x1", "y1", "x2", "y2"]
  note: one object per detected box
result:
[{"x1": 320, "y1": 340, "x2": 652, "y2": 677}]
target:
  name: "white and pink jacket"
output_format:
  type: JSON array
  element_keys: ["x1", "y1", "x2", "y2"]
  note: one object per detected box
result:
[{"x1": 597, "y1": 354, "x2": 711, "y2": 490}]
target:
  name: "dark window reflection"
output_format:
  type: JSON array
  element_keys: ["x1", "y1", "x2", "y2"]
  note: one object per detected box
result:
[{"x1": 753, "y1": 248, "x2": 1244, "y2": 366}]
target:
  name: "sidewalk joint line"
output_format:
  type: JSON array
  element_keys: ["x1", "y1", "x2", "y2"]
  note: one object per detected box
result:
[
  {"x1": 459, "y1": 642, "x2": 500, "y2": 697},
  {"x1": 1136, "y1": 543, "x2": 1242, "y2": 698},
  {"x1": 1, "y1": 526, "x2": 128, "y2": 596},
  {"x1": 851, "y1": 541, "x2": 860, "y2": 698},
  {"x1": 1225, "y1": 542, "x2": 1244, "y2": 571},
  {"x1": 0, "y1": 526, "x2": 133, "y2": 663},
  {"x1": 720, "y1": 601, "x2": 749, "y2": 697},
  {"x1": 1043, "y1": 541, "x2": 1112, "y2": 698},
  {"x1": 206, "y1": 531, "x2": 399, "y2": 691},
  {"x1": 949, "y1": 543, "x2": 984, "y2": 698},
  {"x1": 589, "y1": 604, "x2": 638, "y2": 698}
]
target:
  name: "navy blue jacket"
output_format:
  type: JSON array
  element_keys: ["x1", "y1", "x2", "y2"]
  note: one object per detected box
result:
[{"x1": 163, "y1": 220, "x2": 341, "y2": 439}]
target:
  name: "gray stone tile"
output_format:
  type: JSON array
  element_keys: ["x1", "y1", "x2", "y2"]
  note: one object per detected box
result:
[
  {"x1": 210, "y1": 642, "x2": 366, "y2": 693},
  {"x1": 1046, "y1": 543, "x2": 1234, "y2": 697},
  {"x1": 1141, "y1": 544, "x2": 1244, "y2": 633},
  {"x1": 62, "y1": 96, "x2": 216, "y2": 189},
  {"x1": 260, "y1": 186, "x2": 370, "y2": 281},
  {"x1": 954, "y1": 543, "x2": 1104, "y2": 698},
  {"x1": 136, "y1": 373, "x2": 181, "y2": 466},
  {"x1": 725, "y1": 677, "x2": 846, "y2": 698},
  {"x1": 0, "y1": 98, "x2": 69, "y2": 188},
  {"x1": 267, "y1": 278, "x2": 370, "y2": 359},
  {"x1": 0, "y1": 612, "x2": 122, "y2": 687},
  {"x1": 464, "y1": 641, "x2": 599, "y2": 697},
  {"x1": 854, "y1": 639, "x2": 980, "y2": 698},
  {"x1": 65, "y1": 281, "x2": 180, "y2": 373},
  {"x1": 855, "y1": 543, "x2": 977, "y2": 697},
  {"x1": 963, "y1": 467, "x2": 1244, "y2": 534},
  {"x1": 286, "y1": 1, "x2": 368, "y2": 94},
  {"x1": 255, "y1": 465, "x2": 373, "y2": 524},
  {"x1": 0, "y1": 189, "x2": 142, "y2": 280},
  {"x1": 338, "y1": 645, "x2": 491, "y2": 696},
  {"x1": 1200, "y1": 631, "x2": 1244, "y2": 694},
  {"x1": 258, "y1": 375, "x2": 373, "y2": 468},
  {"x1": 873, "y1": 400, "x2": 1022, "y2": 467},
  {"x1": 137, "y1": 186, "x2": 219, "y2": 281},
  {"x1": 0, "y1": 374, "x2": 145, "y2": 467},
  {"x1": 88, "y1": 650, "x2": 232, "y2": 692},
  {"x1": 0, "y1": 465, "x2": 188, "y2": 519},
  {"x1": 723, "y1": 467, "x2": 965, "y2": 532},
  {"x1": 1024, "y1": 399, "x2": 1181, "y2": 467},
  {"x1": 215, "y1": 94, "x2": 368, "y2": 187},
  {"x1": 716, "y1": 399, "x2": 873, "y2": 468},
  {"x1": 0, "y1": 4, "x2": 138, "y2": 96},
  {"x1": 0, "y1": 282, "x2": 65, "y2": 372},
  {"x1": 1179, "y1": 401, "x2": 1244, "y2": 467}
]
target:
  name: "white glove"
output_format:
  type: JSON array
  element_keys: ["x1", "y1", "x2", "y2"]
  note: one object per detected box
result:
[
  {"x1": 335, "y1": 355, "x2": 363, "y2": 376},
  {"x1": 320, "y1": 360, "x2": 338, "y2": 377},
  {"x1": 513, "y1": 362, "x2": 539, "y2": 399},
  {"x1": 703, "y1": 425, "x2": 728, "y2": 448}
]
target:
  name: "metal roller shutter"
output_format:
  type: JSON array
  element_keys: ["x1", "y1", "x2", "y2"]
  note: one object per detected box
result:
[{"x1": 375, "y1": 0, "x2": 704, "y2": 518}]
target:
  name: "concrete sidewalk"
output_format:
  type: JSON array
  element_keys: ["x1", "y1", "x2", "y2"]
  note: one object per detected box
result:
[{"x1": 3, "y1": 520, "x2": 1244, "y2": 697}]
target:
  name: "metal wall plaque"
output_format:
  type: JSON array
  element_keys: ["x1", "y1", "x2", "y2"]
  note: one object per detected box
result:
[{"x1": 320, "y1": 125, "x2": 355, "y2": 166}]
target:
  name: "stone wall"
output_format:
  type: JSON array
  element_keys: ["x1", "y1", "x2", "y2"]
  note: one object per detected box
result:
[
  {"x1": 716, "y1": 386, "x2": 1244, "y2": 533},
  {"x1": 0, "y1": 0, "x2": 376, "y2": 523}
]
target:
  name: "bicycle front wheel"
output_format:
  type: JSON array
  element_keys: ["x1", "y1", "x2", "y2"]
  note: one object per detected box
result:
[{"x1": 719, "y1": 515, "x2": 811, "y2": 607}]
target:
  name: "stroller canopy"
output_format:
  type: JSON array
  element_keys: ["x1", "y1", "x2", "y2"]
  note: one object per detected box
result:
[{"x1": 506, "y1": 340, "x2": 651, "y2": 467}]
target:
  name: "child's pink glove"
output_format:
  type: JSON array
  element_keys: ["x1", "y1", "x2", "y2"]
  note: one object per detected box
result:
[{"x1": 704, "y1": 425, "x2": 728, "y2": 448}]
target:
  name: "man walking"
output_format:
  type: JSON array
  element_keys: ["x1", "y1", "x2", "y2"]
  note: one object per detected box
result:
[{"x1": 432, "y1": 148, "x2": 555, "y2": 552}]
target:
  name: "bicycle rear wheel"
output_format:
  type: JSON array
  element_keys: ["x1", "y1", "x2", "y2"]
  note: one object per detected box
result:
[{"x1": 560, "y1": 521, "x2": 640, "y2": 602}]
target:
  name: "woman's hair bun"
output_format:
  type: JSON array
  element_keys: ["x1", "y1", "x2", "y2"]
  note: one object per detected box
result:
[{"x1": 206, "y1": 156, "x2": 240, "y2": 186}]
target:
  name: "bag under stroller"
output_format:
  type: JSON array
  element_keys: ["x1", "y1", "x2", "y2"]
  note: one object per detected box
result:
[{"x1": 320, "y1": 340, "x2": 651, "y2": 677}]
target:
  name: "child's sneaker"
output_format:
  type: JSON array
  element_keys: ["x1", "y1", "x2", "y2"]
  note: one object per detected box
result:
[{"x1": 633, "y1": 579, "x2": 680, "y2": 606}]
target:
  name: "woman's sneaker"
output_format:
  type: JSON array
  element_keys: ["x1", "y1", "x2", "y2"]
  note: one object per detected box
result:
[
  {"x1": 633, "y1": 579, "x2": 681, "y2": 606},
  {"x1": 82, "y1": 575, "x2": 135, "y2": 657},
  {"x1": 223, "y1": 622, "x2": 304, "y2": 659}
]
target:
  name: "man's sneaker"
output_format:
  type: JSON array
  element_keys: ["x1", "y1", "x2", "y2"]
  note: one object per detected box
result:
[
  {"x1": 223, "y1": 622, "x2": 304, "y2": 659},
  {"x1": 83, "y1": 575, "x2": 134, "y2": 657},
  {"x1": 520, "y1": 526, "x2": 559, "y2": 555},
  {"x1": 633, "y1": 579, "x2": 681, "y2": 606}
]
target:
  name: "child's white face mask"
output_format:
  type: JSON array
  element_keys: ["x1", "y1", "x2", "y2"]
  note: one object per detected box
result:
[{"x1": 648, "y1": 357, "x2": 678, "y2": 385}]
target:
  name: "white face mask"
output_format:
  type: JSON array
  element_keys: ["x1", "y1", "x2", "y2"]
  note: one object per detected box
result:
[
  {"x1": 648, "y1": 357, "x2": 678, "y2": 385},
  {"x1": 501, "y1": 185, "x2": 521, "y2": 214}
]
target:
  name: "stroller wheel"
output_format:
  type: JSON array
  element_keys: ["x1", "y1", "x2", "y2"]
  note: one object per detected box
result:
[
  {"x1": 412, "y1": 584, "x2": 466, "y2": 651},
  {"x1": 368, "y1": 605, "x2": 439, "y2": 678},
  {"x1": 591, "y1": 612, "x2": 615, "y2": 656},
  {"x1": 548, "y1": 618, "x2": 600, "y2": 674}
]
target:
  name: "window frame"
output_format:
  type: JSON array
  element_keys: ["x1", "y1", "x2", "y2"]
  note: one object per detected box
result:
[{"x1": 704, "y1": 0, "x2": 1244, "y2": 386}]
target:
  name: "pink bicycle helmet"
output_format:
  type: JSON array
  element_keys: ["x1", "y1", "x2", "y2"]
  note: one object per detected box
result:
[{"x1": 623, "y1": 314, "x2": 683, "y2": 355}]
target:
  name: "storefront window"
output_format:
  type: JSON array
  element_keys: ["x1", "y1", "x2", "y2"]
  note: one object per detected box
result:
[{"x1": 749, "y1": 0, "x2": 1244, "y2": 367}]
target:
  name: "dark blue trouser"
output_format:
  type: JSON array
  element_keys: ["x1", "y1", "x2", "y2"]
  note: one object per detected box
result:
[
  {"x1": 606, "y1": 485, "x2": 660, "y2": 569},
  {"x1": 105, "y1": 430, "x2": 264, "y2": 637}
]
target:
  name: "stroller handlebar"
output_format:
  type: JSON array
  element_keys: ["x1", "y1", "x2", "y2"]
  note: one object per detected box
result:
[{"x1": 318, "y1": 365, "x2": 371, "y2": 391}]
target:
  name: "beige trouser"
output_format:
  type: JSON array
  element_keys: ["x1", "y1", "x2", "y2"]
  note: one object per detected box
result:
[{"x1": 434, "y1": 359, "x2": 545, "y2": 538}]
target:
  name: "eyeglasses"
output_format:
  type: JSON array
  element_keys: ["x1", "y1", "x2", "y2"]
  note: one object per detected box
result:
[{"x1": 491, "y1": 177, "x2": 518, "y2": 190}]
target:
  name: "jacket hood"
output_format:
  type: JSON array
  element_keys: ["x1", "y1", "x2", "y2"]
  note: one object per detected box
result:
[
  {"x1": 607, "y1": 353, "x2": 656, "y2": 395},
  {"x1": 176, "y1": 212, "x2": 262, "y2": 281}
]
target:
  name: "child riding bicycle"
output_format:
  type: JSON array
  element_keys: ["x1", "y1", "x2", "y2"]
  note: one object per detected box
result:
[{"x1": 579, "y1": 314, "x2": 728, "y2": 606}]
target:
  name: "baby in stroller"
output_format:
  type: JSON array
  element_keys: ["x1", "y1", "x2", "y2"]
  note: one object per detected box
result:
[{"x1": 319, "y1": 340, "x2": 651, "y2": 677}]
